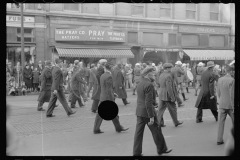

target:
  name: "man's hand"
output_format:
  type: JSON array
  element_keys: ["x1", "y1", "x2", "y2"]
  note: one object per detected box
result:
[
  {"x1": 148, "y1": 117, "x2": 154, "y2": 125},
  {"x1": 53, "y1": 90, "x2": 57, "y2": 95},
  {"x1": 210, "y1": 96, "x2": 215, "y2": 99}
]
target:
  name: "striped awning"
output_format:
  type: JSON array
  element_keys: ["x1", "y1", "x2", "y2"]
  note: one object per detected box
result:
[
  {"x1": 56, "y1": 48, "x2": 134, "y2": 58},
  {"x1": 183, "y1": 50, "x2": 235, "y2": 61}
]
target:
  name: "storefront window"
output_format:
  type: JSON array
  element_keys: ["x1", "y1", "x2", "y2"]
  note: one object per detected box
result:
[{"x1": 160, "y1": 4, "x2": 171, "y2": 18}]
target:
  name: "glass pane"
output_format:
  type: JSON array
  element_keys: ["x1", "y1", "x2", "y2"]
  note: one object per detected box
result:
[
  {"x1": 210, "y1": 13, "x2": 219, "y2": 21},
  {"x1": 186, "y1": 11, "x2": 196, "y2": 19},
  {"x1": 210, "y1": 3, "x2": 219, "y2": 13},
  {"x1": 99, "y1": 3, "x2": 114, "y2": 15},
  {"x1": 64, "y1": 3, "x2": 79, "y2": 11},
  {"x1": 131, "y1": 5, "x2": 144, "y2": 16},
  {"x1": 186, "y1": 3, "x2": 196, "y2": 10},
  {"x1": 160, "y1": 8, "x2": 171, "y2": 18},
  {"x1": 161, "y1": 3, "x2": 171, "y2": 8}
]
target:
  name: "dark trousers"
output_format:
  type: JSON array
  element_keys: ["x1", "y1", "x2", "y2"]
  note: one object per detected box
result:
[
  {"x1": 71, "y1": 90, "x2": 84, "y2": 107},
  {"x1": 46, "y1": 90, "x2": 73, "y2": 116},
  {"x1": 93, "y1": 114, "x2": 122, "y2": 132},
  {"x1": 122, "y1": 98, "x2": 128, "y2": 104},
  {"x1": 37, "y1": 101, "x2": 44, "y2": 110},
  {"x1": 176, "y1": 94, "x2": 183, "y2": 105},
  {"x1": 87, "y1": 82, "x2": 93, "y2": 96},
  {"x1": 91, "y1": 99, "x2": 100, "y2": 112},
  {"x1": 33, "y1": 83, "x2": 39, "y2": 91},
  {"x1": 196, "y1": 108, "x2": 218, "y2": 121},
  {"x1": 133, "y1": 116, "x2": 168, "y2": 156},
  {"x1": 158, "y1": 101, "x2": 179, "y2": 126}
]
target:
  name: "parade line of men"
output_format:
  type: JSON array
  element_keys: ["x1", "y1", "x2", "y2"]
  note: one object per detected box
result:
[{"x1": 36, "y1": 58, "x2": 234, "y2": 156}]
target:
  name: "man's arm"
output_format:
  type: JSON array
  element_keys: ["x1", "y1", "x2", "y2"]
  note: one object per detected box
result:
[
  {"x1": 144, "y1": 84, "x2": 155, "y2": 118},
  {"x1": 53, "y1": 70, "x2": 61, "y2": 91},
  {"x1": 217, "y1": 79, "x2": 221, "y2": 98},
  {"x1": 166, "y1": 76, "x2": 175, "y2": 102},
  {"x1": 209, "y1": 74, "x2": 216, "y2": 97},
  {"x1": 105, "y1": 76, "x2": 114, "y2": 100},
  {"x1": 229, "y1": 80, "x2": 234, "y2": 109}
]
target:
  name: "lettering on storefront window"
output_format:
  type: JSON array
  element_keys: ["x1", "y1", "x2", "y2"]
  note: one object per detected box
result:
[{"x1": 55, "y1": 27, "x2": 125, "y2": 42}]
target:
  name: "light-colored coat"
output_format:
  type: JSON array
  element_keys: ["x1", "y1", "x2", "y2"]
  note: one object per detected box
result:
[{"x1": 217, "y1": 74, "x2": 234, "y2": 110}]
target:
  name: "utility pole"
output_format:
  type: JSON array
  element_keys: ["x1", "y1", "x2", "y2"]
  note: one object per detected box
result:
[{"x1": 21, "y1": 3, "x2": 25, "y2": 70}]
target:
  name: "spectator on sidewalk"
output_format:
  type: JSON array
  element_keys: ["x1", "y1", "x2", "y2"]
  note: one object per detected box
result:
[
  {"x1": 32, "y1": 67, "x2": 40, "y2": 92},
  {"x1": 23, "y1": 64, "x2": 32, "y2": 92}
]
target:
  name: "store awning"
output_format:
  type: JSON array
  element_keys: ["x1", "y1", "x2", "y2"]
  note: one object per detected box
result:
[
  {"x1": 56, "y1": 48, "x2": 134, "y2": 58},
  {"x1": 183, "y1": 50, "x2": 235, "y2": 61}
]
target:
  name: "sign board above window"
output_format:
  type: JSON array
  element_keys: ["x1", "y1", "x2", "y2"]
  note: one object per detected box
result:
[
  {"x1": 55, "y1": 27, "x2": 126, "y2": 42},
  {"x1": 6, "y1": 15, "x2": 35, "y2": 23},
  {"x1": 179, "y1": 25, "x2": 230, "y2": 34}
]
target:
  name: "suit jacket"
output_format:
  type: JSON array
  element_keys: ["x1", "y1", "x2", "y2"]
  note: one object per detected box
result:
[
  {"x1": 100, "y1": 72, "x2": 114, "y2": 101},
  {"x1": 195, "y1": 69, "x2": 217, "y2": 110},
  {"x1": 217, "y1": 74, "x2": 234, "y2": 110},
  {"x1": 112, "y1": 67, "x2": 127, "y2": 99},
  {"x1": 158, "y1": 71, "x2": 177, "y2": 102},
  {"x1": 136, "y1": 77, "x2": 156, "y2": 118},
  {"x1": 70, "y1": 71, "x2": 86, "y2": 91},
  {"x1": 89, "y1": 68, "x2": 97, "y2": 83},
  {"x1": 92, "y1": 66, "x2": 105, "y2": 100},
  {"x1": 40, "y1": 67, "x2": 52, "y2": 91},
  {"x1": 51, "y1": 66, "x2": 64, "y2": 91}
]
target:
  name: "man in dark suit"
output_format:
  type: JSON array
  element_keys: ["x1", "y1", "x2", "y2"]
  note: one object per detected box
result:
[
  {"x1": 70, "y1": 67, "x2": 87, "y2": 108},
  {"x1": 91, "y1": 59, "x2": 106, "y2": 113},
  {"x1": 46, "y1": 59, "x2": 76, "y2": 117},
  {"x1": 93, "y1": 62, "x2": 129, "y2": 134},
  {"x1": 112, "y1": 63, "x2": 130, "y2": 105},
  {"x1": 87, "y1": 64, "x2": 97, "y2": 97},
  {"x1": 37, "y1": 60, "x2": 58, "y2": 111},
  {"x1": 133, "y1": 66, "x2": 172, "y2": 156},
  {"x1": 158, "y1": 63, "x2": 183, "y2": 127},
  {"x1": 68, "y1": 60, "x2": 80, "y2": 103},
  {"x1": 217, "y1": 65, "x2": 234, "y2": 145},
  {"x1": 195, "y1": 61, "x2": 218, "y2": 123}
]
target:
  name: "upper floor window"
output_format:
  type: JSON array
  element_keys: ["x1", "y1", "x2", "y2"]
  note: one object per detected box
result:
[
  {"x1": 131, "y1": 4, "x2": 144, "y2": 17},
  {"x1": 63, "y1": 3, "x2": 79, "y2": 12},
  {"x1": 16, "y1": 28, "x2": 35, "y2": 42},
  {"x1": 210, "y1": 3, "x2": 219, "y2": 21},
  {"x1": 186, "y1": 3, "x2": 197, "y2": 20},
  {"x1": 160, "y1": 4, "x2": 171, "y2": 18},
  {"x1": 99, "y1": 3, "x2": 114, "y2": 15},
  {"x1": 7, "y1": 3, "x2": 25, "y2": 9}
]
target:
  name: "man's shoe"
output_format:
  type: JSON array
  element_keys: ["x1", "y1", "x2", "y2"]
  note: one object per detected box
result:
[
  {"x1": 195, "y1": 94, "x2": 197, "y2": 96},
  {"x1": 161, "y1": 124, "x2": 166, "y2": 127},
  {"x1": 175, "y1": 121, "x2": 183, "y2": 127},
  {"x1": 178, "y1": 103, "x2": 184, "y2": 107},
  {"x1": 37, "y1": 108, "x2": 45, "y2": 111},
  {"x1": 124, "y1": 102, "x2": 131, "y2": 105},
  {"x1": 55, "y1": 104, "x2": 59, "y2": 107},
  {"x1": 68, "y1": 111, "x2": 76, "y2": 116},
  {"x1": 116, "y1": 127, "x2": 129, "y2": 133},
  {"x1": 196, "y1": 120, "x2": 203, "y2": 123},
  {"x1": 215, "y1": 116, "x2": 218, "y2": 122},
  {"x1": 133, "y1": 93, "x2": 136, "y2": 95},
  {"x1": 46, "y1": 114, "x2": 55, "y2": 118},
  {"x1": 161, "y1": 148, "x2": 173, "y2": 154},
  {"x1": 184, "y1": 98, "x2": 188, "y2": 101},
  {"x1": 217, "y1": 142, "x2": 224, "y2": 145},
  {"x1": 92, "y1": 110, "x2": 97, "y2": 113},
  {"x1": 71, "y1": 106, "x2": 76, "y2": 108},
  {"x1": 94, "y1": 130, "x2": 104, "y2": 134}
]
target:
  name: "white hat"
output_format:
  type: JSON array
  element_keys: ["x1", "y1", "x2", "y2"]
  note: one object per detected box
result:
[
  {"x1": 99, "y1": 59, "x2": 107, "y2": 64},
  {"x1": 198, "y1": 62, "x2": 204, "y2": 66},
  {"x1": 182, "y1": 63, "x2": 186, "y2": 67},
  {"x1": 152, "y1": 63, "x2": 155, "y2": 66},
  {"x1": 135, "y1": 63, "x2": 140, "y2": 66},
  {"x1": 214, "y1": 65, "x2": 221, "y2": 70},
  {"x1": 175, "y1": 61, "x2": 182, "y2": 65}
]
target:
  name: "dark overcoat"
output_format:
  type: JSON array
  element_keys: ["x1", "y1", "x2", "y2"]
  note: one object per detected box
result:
[
  {"x1": 37, "y1": 67, "x2": 52, "y2": 103},
  {"x1": 195, "y1": 69, "x2": 217, "y2": 110},
  {"x1": 33, "y1": 71, "x2": 40, "y2": 83},
  {"x1": 23, "y1": 67, "x2": 32, "y2": 88},
  {"x1": 51, "y1": 66, "x2": 64, "y2": 91},
  {"x1": 90, "y1": 68, "x2": 98, "y2": 100},
  {"x1": 112, "y1": 67, "x2": 127, "y2": 99},
  {"x1": 71, "y1": 71, "x2": 86, "y2": 95},
  {"x1": 99, "y1": 72, "x2": 115, "y2": 102},
  {"x1": 92, "y1": 66, "x2": 104, "y2": 100}
]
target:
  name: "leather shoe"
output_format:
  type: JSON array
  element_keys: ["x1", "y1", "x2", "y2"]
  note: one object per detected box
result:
[
  {"x1": 217, "y1": 142, "x2": 224, "y2": 145},
  {"x1": 94, "y1": 130, "x2": 104, "y2": 134},
  {"x1": 37, "y1": 108, "x2": 45, "y2": 111},
  {"x1": 68, "y1": 111, "x2": 76, "y2": 116},
  {"x1": 184, "y1": 98, "x2": 188, "y2": 101},
  {"x1": 71, "y1": 106, "x2": 76, "y2": 108},
  {"x1": 196, "y1": 120, "x2": 203, "y2": 123},
  {"x1": 116, "y1": 127, "x2": 129, "y2": 132},
  {"x1": 133, "y1": 153, "x2": 143, "y2": 156},
  {"x1": 175, "y1": 121, "x2": 183, "y2": 127},
  {"x1": 92, "y1": 110, "x2": 97, "y2": 113},
  {"x1": 124, "y1": 102, "x2": 131, "y2": 105},
  {"x1": 215, "y1": 116, "x2": 218, "y2": 122},
  {"x1": 178, "y1": 104, "x2": 184, "y2": 107},
  {"x1": 161, "y1": 124, "x2": 166, "y2": 127},
  {"x1": 46, "y1": 114, "x2": 55, "y2": 118},
  {"x1": 132, "y1": 93, "x2": 136, "y2": 95},
  {"x1": 159, "y1": 148, "x2": 172, "y2": 155}
]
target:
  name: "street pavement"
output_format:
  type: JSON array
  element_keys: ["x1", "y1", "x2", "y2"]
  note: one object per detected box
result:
[{"x1": 6, "y1": 87, "x2": 232, "y2": 156}]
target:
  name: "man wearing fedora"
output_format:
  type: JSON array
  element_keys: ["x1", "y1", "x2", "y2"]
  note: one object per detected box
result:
[
  {"x1": 37, "y1": 60, "x2": 58, "y2": 111},
  {"x1": 91, "y1": 59, "x2": 107, "y2": 113},
  {"x1": 195, "y1": 61, "x2": 218, "y2": 123},
  {"x1": 46, "y1": 59, "x2": 76, "y2": 117},
  {"x1": 133, "y1": 66, "x2": 172, "y2": 156},
  {"x1": 93, "y1": 61, "x2": 129, "y2": 134},
  {"x1": 195, "y1": 62, "x2": 205, "y2": 96},
  {"x1": 216, "y1": 65, "x2": 234, "y2": 145},
  {"x1": 158, "y1": 63, "x2": 183, "y2": 127}
]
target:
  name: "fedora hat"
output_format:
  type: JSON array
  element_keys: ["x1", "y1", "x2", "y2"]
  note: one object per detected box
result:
[
  {"x1": 163, "y1": 63, "x2": 173, "y2": 69},
  {"x1": 206, "y1": 61, "x2": 215, "y2": 68}
]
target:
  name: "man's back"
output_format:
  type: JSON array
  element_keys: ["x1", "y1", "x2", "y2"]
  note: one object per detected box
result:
[
  {"x1": 51, "y1": 66, "x2": 63, "y2": 91},
  {"x1": 100, "y1": 72, "x2": 114, "y2": 101}
]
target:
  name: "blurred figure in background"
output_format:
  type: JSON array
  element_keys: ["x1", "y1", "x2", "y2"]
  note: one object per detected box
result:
[
  {"x1": 195, "y1": 62, "x2": 204, "y2": 96},
  {"x1": 125, "y1": 64, "x2": 133, "y2": 89},
  {"x1": 132, "y1": 63, "x2": 141, "y2": 95}
]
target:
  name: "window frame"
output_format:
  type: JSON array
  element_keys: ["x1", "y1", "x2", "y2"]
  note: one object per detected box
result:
[
  {"x1": 160, "y1": 3, "x2": 172, "y2": 19},
  {"x1": 186, "y1": 3, "x2": 197, "y2": 21},
  {"x1": 210, "y1": 3, "x2": 220, "y2": 22},
  {"x1": 131, "y1": 4, "x2": 145, "y2": 17},
  {"x1": 7, "y1": 3, "x2": 25, "y2": 10},
  {"x1": 16, "y1": 28, "x2": 35, "y2": 43},
  {"x1": 63, "y1": 3, "x2": 80, "y2": 12},
  {"x1": 99, "y1": 3, "x2": 115, "y2": 15}
]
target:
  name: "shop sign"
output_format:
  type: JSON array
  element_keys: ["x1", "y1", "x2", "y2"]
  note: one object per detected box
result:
[
  {"x1": 55, "y1": 27, "x2": 125, "y2": 42},
  {"x1": 144, "y1": 48, "x2": 180, "y2": 52},
  {"x1": 6, "y1": 15, "x2": 35, "y2": 23},
  {"x1": 179, "y1": 25, "x2": 230, "y2": 35}
]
